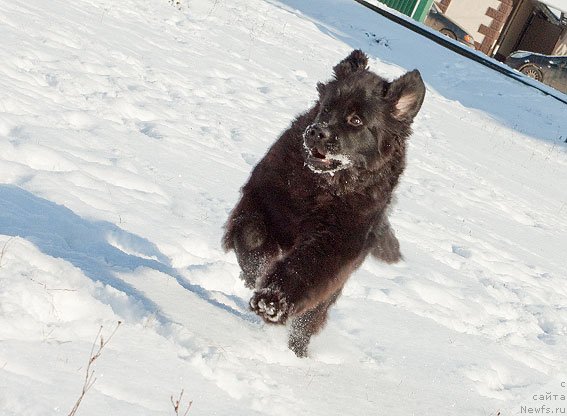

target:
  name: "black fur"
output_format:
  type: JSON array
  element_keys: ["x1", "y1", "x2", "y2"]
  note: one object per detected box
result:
[{"x1": 223, "y1": 50, "x2": 425, "y2": 357}]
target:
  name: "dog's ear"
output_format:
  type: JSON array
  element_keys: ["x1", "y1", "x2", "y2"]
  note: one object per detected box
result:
[
  {"x1": 316, "y1": 82, "x2": 326, "y2": 96},
  {"x1": 333, "y1": 49, "x2": 368, "y2": 79},
  {"x1": 385, "y1": 69, "x2": 425, "y2": 122}
]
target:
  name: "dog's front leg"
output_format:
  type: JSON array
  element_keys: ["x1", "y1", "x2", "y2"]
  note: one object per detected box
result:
[
  {"x1": 369, "y1": 214, "x2": 402, "y2": 264},
  {"x1": 250, "y1": 228, "x2": 365, "y2": 324}
]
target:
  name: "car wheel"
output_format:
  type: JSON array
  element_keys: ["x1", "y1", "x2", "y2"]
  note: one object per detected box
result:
[
  {"x1": 440, "y1": 29, "x2": 457, "y2": 40},
  {"x1": 520, "y1": 64, "x2": 543, "y2": 81}
]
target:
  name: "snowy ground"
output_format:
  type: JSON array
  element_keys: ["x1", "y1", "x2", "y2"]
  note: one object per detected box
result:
[{"x1": 0, "y1": 0, "x2": 566, "y2": 415}]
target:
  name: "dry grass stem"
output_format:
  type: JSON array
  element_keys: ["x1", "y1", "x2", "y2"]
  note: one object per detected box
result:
[
  {"x1": 67, "y1": 321, "x2": 122, "y2": 416},
  {"x1": 170, "y1": 389, "x2": 192, "y2": 416},
  {"x1": 0, "y1": 237, "x2": 14, "y2": 268}
]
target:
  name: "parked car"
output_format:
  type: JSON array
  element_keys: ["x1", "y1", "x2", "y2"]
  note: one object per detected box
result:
[
  {"x1": 505, "y1": 50, "x2": 567, "y2": 94},
  {"x1": 424, "y1": 2, "x2": 476, "y2": 48}
]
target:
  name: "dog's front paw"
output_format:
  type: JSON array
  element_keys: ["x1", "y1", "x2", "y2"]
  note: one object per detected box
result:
[{"x1": 250, "y1": 287, "x2": 291, "y2": 324}]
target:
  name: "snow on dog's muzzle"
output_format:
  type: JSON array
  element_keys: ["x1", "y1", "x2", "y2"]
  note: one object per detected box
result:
[{"x1": 303, "y1": 124, "x2": 352, "y2": 175}]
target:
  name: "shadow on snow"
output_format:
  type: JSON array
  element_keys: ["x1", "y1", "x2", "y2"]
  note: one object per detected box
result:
[{"x1": 0, "y1": 185, "x2": 254, "y2": 324}]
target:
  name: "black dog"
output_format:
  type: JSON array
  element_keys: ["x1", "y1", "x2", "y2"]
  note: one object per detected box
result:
[{"x1": 223, "y1": 50, "x2": 425, "y2": 357}]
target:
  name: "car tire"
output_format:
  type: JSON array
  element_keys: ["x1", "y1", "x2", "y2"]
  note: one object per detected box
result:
[
  {"x1": 520, "y1": 64, "x2": 543, "y2": 82},
  {"x1": 440, "y1": 29, "x2": 457, "y2": 40}
]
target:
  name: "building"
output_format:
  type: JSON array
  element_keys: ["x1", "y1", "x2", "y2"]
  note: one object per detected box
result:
[
  {"x1": 494, "y1": 0, "x2": 567, "y2": 59},
  {"x1": 436, "y1": 0, "x2": 567, "y2": 58}
]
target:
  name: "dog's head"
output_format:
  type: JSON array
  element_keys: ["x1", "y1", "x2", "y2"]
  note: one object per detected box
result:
[{"x1": 303, "y1": 50, "x2": 425, "y2": 175}]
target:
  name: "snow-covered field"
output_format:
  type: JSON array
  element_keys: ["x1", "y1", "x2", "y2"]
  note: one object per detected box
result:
[{"x1": 1, "y1": 0, "x2": 566, "y2": 414}]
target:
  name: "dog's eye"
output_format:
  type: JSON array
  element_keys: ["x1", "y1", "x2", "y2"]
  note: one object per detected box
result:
[
  {"x1": 323, "y1": 106, "x2": 331, "y2": 114},
  {"x1": 347, "y1": 115, "x2": 363, "y2": 126}
]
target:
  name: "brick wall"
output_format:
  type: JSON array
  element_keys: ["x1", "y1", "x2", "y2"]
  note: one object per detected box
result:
[
  {"x1": 437, "y1": 0, "x2": 452, "y2": 13},
  {"x1": 477, "y1": 0, "x2": 513, "y2": 54}
]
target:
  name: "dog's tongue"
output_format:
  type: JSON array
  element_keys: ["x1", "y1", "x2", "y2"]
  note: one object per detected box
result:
[{"x1": 311, "y1": 148, "x2": 326, "y2": 159}]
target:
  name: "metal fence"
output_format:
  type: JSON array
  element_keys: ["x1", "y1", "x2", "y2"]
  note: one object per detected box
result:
[{"x1": 376, "y1": 0, "x2": 434, "y2": 22}]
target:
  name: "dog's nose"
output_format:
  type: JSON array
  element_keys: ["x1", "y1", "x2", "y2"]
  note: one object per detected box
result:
[
  {"x1": 307, "y1": 125, "x2": 330, "y2": 140},
  {"x1": 305, "y1": 125, "x2": 330, "y2": 146}
]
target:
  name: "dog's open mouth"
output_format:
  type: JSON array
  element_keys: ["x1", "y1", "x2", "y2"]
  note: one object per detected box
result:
[{"x1": 303, "y1": 143, "x2": 352, "y2": 175}]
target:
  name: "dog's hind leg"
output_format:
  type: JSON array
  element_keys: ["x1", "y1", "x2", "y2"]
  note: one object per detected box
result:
[
  {"x1": 233, "y1": 215, "x2": 279, "y2": 288},
  {"x1": 368, "y1": 215, "x2": 402, "y2": 264},
  {"x1": 223, "y1": 201, "x2": 279, "y2": 288},
  {"x1": 288, "y1": 289, "x2": 341, "y2": 357}
]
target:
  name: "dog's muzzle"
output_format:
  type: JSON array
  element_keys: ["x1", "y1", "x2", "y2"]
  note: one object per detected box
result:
[{"x1": 302, "y1": 124, "x2": 352, "y2": 175}]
